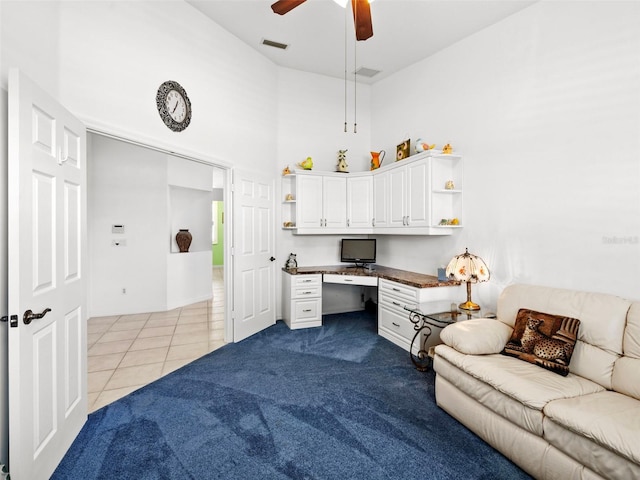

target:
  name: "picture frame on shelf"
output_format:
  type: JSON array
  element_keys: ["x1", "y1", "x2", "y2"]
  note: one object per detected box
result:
[{"x1": 396, "y1": 139, "x2": 410, "y2": 161}]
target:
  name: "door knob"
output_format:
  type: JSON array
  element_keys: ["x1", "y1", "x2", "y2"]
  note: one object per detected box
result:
[
  {"x1": 269, "y1": 256, "x2": 276, "y2": 262},
  {"x1": 23, "y1": 308, "x2": 51, "y2": 325}
]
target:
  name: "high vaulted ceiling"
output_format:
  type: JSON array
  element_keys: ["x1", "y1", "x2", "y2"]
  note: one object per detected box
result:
[{"x1": 186, "y1": 0, "x2": 537, "y2": 84}]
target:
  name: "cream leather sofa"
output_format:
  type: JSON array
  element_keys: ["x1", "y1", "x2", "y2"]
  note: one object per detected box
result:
[{"x1": 433, "y1": 284, "x2": 640, "y2": 480}]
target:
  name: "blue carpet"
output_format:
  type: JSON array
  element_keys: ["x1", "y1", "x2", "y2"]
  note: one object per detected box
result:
[{"x1": 53, "y1": 311, "x2": 532, "y2": 479}]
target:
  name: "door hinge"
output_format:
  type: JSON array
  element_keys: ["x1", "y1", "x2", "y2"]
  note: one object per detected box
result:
[{"x1": 1, "y1": 315, "x2": 19, "y2": 328}]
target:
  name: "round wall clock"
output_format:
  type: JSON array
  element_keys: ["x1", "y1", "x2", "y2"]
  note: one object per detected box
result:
[{"x1": 156, "y1": 80, "x2": 192, "y2": 132}]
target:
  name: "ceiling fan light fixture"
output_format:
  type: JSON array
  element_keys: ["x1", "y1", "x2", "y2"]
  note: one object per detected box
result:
[{"x1": 333, "y1": 0, "x2": 349, "y2": 7}]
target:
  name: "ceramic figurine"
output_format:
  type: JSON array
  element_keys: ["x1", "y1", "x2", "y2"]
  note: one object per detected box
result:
[
  {"x1": 336, "y1": 149, "x2": 349, "y2": 173},
  {"x1": 414, "y1": 139, "x2": 436, "y2": 153},
  {"x1": 282, "y1": 165, "x2": 291, "y2": 176},
  {"x1": 442, "y1": 143, "x2": 453, "y2": 154},
  {"x1": 298, "y1": 157, "x2": 313, "y2": 170},
  {"x1": 285, "y1": 253, "x2": 298, "y2": 269},
  {"x1": 370, "y1": 150, "x2": 385, "y2": 170}
]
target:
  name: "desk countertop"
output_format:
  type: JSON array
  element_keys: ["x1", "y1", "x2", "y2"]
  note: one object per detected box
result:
[{"x1": 282, "y1": 265, "x2": 459, "y2": 289}]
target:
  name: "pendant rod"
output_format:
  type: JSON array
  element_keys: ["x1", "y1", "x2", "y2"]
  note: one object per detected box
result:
[
  {"x1": 343, "y1": 8, "x2": 348, "y2": 133},
  {"x1": 353, "y1": 0, "x2": 357, "y2": 133}
]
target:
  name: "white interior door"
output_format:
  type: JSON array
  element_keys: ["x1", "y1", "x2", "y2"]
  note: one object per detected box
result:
[
  {"x1": 232, "y1": 170, "x2": 276, "y2": 341},
  {"x1": 8, "y1": 69, "x2": 87, "y2": 479}
]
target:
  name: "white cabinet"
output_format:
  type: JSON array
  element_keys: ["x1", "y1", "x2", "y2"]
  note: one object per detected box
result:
[
  {"x1": 323, "y1": 176, "x2": 347, "y2": 229},
  {"x1": 377, "y1": 278, "x2": 458, "y2": 352},
  {"x1": 372, "y1": 170, "x2": 389, "y2": 228},
  {"x1": 296, "y1": 173, "x2": 346, "y2": 232},
  {"x1": 282, "y1": 272, "x2": 323, "y2": 329},
  {"x1": 346, "y1": 175, "x2": 373, "y2": 230},
  {"x1": 388, "y1": 159, "x2": 429, "y2": 228},
  {"x1": 285, "y1": 152, "x2": 463, "y2": 235}
]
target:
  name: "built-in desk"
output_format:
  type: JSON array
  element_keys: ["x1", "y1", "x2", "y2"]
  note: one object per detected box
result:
[{"x1": 282, "y1": 266, "x2": 461, "y2": 352}]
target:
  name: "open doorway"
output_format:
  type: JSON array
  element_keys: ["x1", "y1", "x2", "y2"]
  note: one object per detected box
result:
[{"x1": 85, "y1": 132, "x2": 228, "y2": 412}]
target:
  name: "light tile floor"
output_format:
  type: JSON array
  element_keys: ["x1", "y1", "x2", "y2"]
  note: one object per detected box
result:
[{"x1": 87, "y1": 267, "x2": 226, "y2": 412}]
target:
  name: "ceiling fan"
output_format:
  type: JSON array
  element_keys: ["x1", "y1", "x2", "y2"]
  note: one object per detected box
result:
[{"x1": 271, "y1": 0, "x2": 374, "y2": 41}]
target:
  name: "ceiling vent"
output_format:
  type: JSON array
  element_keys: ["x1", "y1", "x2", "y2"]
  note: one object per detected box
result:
[
  {"x1": 262, "y1": 38, "x2": 289, "y2": 50},
  {"x1": 354, "y1": 67, "x2": 381, "y2": 78}
]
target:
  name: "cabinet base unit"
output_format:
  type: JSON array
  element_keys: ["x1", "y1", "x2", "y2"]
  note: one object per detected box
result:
[
  {"x1": 282, "y1": 272, "x2": 323, "y2": 329},
  {"x1": 377, "y1": 278, "x2": 459, "y2": 353}
]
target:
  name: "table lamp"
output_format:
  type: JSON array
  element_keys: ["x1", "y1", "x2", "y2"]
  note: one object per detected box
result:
[{"x1": 445, "y1": 248, "x2": 490, "y2": 311}]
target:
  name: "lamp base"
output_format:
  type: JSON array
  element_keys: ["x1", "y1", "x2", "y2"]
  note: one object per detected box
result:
[{"x1": 459, "y1": 300, "x2": 481, "y2": 311}]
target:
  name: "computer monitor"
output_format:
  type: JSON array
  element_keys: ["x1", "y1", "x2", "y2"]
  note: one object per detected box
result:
[{"x1": 340, "y1": 238, "x2": 376, "y2": 267}]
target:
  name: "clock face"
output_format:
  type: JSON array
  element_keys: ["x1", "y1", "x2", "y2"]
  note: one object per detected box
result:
[
  {"x1": 165, "y1": 90, "x2": 187, "y2": 122},
  {"x1": 156, "y1": 81, "x2": 192, "y2": 132}
]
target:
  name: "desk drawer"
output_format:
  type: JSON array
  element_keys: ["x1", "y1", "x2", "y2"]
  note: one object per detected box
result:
[
  {"x1": 379, "y1": 278, "x2": 418, "y2": 301},
  {"x1": 379, "y1": 304, "x2": 415, "y2": 344},
  {"x1": 293, "y1": 274, "x2": 322, "y2": 287},
  {"x1": 295, "y1": 298, "x2": 321, "y2": 320},
  {"x1": 292, "y1": 286, "x2": 321, "y2": 299},
  {"x1": 323, "y1": 274, "x2": 378, "y2": 287}
]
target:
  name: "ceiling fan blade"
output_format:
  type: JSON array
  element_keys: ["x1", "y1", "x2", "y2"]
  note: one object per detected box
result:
[
  {"x1": 271, "y1": 0, "x2": 307, "y2": 15},
  {"x1": 352, "y1": 0, "x2": 373, "y2": 41}
]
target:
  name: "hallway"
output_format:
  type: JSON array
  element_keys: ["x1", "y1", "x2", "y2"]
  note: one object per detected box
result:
[{"x1": 86, "y1": 267, "x2": 225, "y2": 412}]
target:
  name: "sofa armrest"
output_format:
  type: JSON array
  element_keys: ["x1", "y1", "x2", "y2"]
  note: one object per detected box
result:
[{"x1": 440, "y1": 318, "x2": 513, "y2": 355}]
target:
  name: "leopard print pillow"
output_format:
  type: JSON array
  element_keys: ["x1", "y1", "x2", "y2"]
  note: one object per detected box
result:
[{"x1": 501, "y1": 309, "x2": 580, "y2": 376}]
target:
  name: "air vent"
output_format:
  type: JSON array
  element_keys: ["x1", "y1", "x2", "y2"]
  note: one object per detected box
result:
[
  {"x1": 262, "y1": 38, "x2": 289, "y2": 50},
  {"x1": 354, "y1": 67, "x2": 381, "y2": 78}
]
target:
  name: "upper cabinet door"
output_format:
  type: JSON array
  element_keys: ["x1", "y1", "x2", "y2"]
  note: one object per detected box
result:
[
  {"x1": 323, "y1": 176, "x2": 347, "y2": 229},
  {"x1": 388, "y1": 167, "x2": 407, "y2": 227},
  {"x1": 406, "y1": 160, "x2": 430, "y2": 227},
  {"x1": 296, "y1": 174, "x2": 324, "y2": 229},
  {"x1": 347, "y1": 175, "x2": 373, "y2": 229},
  {"x1": 372, "y1": 171, "x2": 389, "y2": 228}
]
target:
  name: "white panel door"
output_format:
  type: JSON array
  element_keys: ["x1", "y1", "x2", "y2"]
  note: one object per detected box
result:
[
  {"x1": 232, "y1": 170, "x2": 276, "y2": 341},
  {"x1": 8, "y1": 69, "x2": 87, "y2": 480}
]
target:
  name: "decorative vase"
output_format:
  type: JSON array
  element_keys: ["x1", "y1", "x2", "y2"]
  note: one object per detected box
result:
[{"x1": 176, "y1": 229, "x2": 192, "y2": 253}]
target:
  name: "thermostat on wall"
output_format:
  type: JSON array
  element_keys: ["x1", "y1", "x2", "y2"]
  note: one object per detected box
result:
[{"x1": 112, "y1": 225, "x2": 125, "y2": 234}]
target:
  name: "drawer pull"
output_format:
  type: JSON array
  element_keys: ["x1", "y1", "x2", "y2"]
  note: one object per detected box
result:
[
  {"x1": 392, "y1": 287, "x2": 401, "y2": 292},
  {"x1": 303, "y1": 309, "x2": 312, "y2": 312},
  {"x1": 303, "y1": 279, "x2": 312, "y2": 283},
  {"x1": 302, "y1": 291, "x2": 313, "y2": 294},
  {"x1": 392, "y1": 322, "x2": 400, "y2": 327},
  {"x1": 392, "y1": 301, "x2": 401, "y2": 306},
  {"x1": 344, "y1": 279, "x2": 353, "y2": 282}
]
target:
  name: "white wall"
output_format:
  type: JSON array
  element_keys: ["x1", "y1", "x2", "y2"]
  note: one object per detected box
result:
[
  {"x1": 89, "y1": 134, "x2": 169, "y2": 315},
  {"x1": 275, "y1": 68, "x2": 373, "y2": 316},
  {"x1": 89, "y1": 134, "x2": 214, "y2": 316},
  {"x1": 0, "y1": 1, "x2": 280, "y2": 465},
  {"x1": 0, "y1": 88, "x2": 8, "y2": 469},
  {"x1": 372, "y1": 1, "x2": 640, "y2": 306},
  {"x1": 0, "y1": 1, "x2": 279, "y2": 174}
]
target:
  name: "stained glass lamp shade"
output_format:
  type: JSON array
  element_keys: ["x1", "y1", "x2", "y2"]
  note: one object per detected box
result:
[{"x1": 445, "y1": 248, "x2": 490, "y2": 311}]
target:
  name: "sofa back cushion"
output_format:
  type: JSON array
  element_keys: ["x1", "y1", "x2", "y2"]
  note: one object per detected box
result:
[
  {"x1": 497, "y1": 284, "x2": 631, "y2": 389},
  {"x1": 612, "y1": 302, "x2": 640, "y2": 400}
]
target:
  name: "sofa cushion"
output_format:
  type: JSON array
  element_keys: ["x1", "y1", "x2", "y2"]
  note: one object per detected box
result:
[
  {"x1": 624, "y1": 302, "x2": 640, "y2": 358},
  {"x1": 440, "y1": 318, "x2": 513, "y2": 355},
  {"x1": 496, "y1": 284, "x2": 631, "y2": 388},
  {"x1": 502, "y1": 309, "x2": 580, "y2": 376},
  {"x1": 434, "y1": 344, "x2": 604, "y2": 411},
  {"x1": 544, "y1": 391, "x2": 640, "y2": 467}
]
